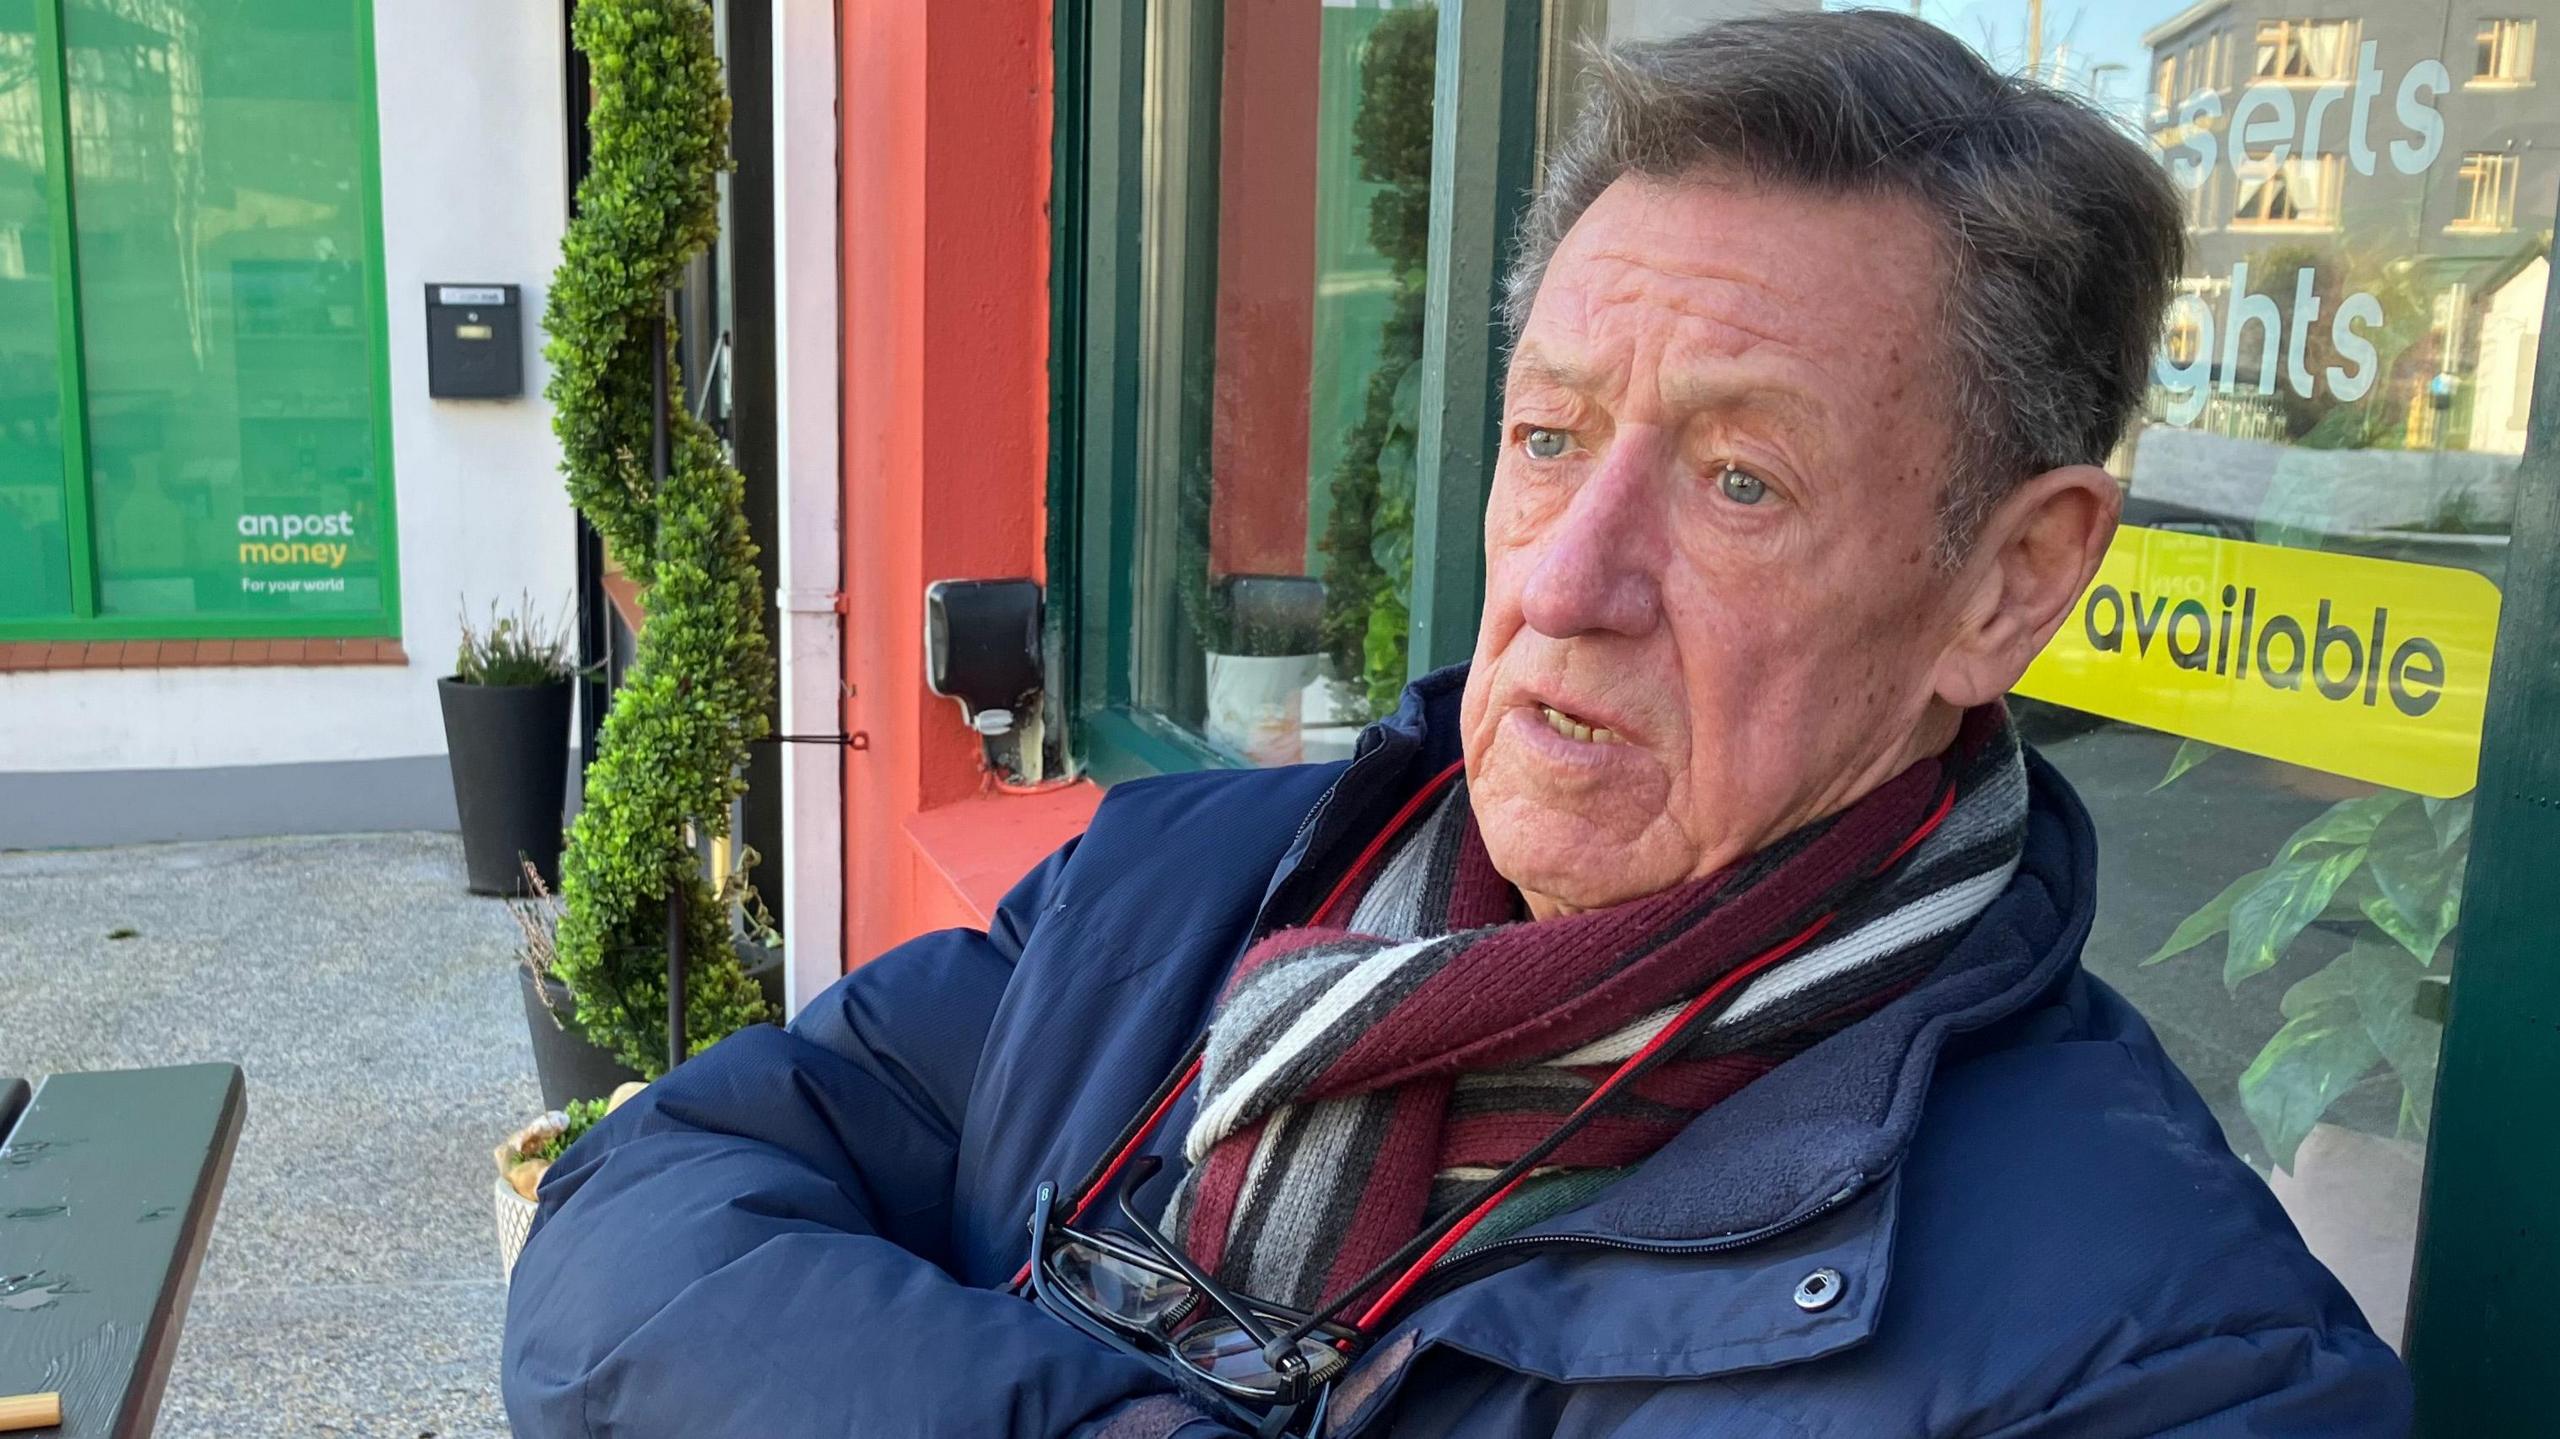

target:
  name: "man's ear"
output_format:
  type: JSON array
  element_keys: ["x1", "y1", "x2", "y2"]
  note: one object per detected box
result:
[{"x1": 1931, "y1": 465, "x2": 2120, "y2": 708}]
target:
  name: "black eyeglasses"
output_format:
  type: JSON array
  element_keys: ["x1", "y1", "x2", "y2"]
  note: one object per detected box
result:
[{"x1": 1025, "y1": 1157, "x2": 1354, "y2": 1438}]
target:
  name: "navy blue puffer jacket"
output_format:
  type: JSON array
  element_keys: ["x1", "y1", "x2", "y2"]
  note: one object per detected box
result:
[{"x1": 503, "y1": 669, "x2": 2409, "y2": 1438}]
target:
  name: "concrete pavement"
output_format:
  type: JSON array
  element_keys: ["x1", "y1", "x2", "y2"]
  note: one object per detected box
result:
[{"x1": 0, "y1": 831, "x2": 537, "y2": 1438}]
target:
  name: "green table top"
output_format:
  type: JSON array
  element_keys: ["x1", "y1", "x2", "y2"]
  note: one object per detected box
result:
[{"x1": 0, "y1": 1065, "x2": 243, "y2": 1439}]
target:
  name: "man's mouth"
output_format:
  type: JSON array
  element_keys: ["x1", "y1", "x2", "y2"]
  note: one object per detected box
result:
[{"x1": 1537, "y1": 703, "x2": 1622, "y2": 745}]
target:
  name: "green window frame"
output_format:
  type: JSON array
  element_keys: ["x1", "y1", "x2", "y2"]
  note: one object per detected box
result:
[
  {"x1": 1049, "y1": 0, "x2": 1537, "y2": 782},
  {"x1": 1049, "y1": 0, "x2": 2560, "y2": 1424},
  {"x1": 0, "y1": 0, "x2": 401, "y2": 643},
  {"x1": 2403, "y1": 256, "x2": 2560, "y2": 1431}
]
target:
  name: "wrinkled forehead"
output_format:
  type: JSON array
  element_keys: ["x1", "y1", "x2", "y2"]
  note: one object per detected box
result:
[{"x1": 1523, "y1": 173, "x2": 1949, "y2": 402}]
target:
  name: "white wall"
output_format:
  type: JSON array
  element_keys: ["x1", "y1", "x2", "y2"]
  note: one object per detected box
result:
[
  {"x1": 0, "y1": 0, "x2": 573, "y2": 775},
  {"x1": 2468, "y1": 257, "x2": 2546, "y2": 458}
]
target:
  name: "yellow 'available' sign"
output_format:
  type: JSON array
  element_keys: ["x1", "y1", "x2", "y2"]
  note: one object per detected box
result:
[{"x1": 2016, "y1": 526, "x2": 2501, "y2": 798}]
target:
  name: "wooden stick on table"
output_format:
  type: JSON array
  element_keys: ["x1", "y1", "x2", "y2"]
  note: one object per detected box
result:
[{"x1": 0, "y1": 1392, "x2": 60, "y2": 1432}]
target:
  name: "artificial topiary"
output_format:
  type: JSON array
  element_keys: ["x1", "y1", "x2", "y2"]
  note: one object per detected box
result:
[
  {"x1": 542, "y1": 0, "x2": 772, "y2": 1078},
  {"x1": 1316, "y1": 6, "x2": 1437, "y2": 715}
]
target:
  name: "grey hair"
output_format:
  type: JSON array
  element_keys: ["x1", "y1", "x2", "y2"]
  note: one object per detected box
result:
[{"x1": 1507, "y1": 9, "x2": 2185, "y2": 562}]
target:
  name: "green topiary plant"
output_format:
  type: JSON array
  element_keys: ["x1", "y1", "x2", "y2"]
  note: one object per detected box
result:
[
  {"x1": 1316, "y1": 5, "x2": 1436, "y2": 717},
  {"x1": 541, "y1": 0, "x2": 773, "y2": 1078}
]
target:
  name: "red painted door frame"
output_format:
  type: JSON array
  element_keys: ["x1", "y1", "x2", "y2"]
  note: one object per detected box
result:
[{"x1": 835, "y1": 0, "x2": 1097, "y2": 967}]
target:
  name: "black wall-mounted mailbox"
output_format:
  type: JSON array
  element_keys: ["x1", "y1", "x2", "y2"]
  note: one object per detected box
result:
[{"x1": 425, "y1": 283, "x2": 523, "y2": 399}]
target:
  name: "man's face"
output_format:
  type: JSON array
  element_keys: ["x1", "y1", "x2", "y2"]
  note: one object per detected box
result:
[{"x1": 1461, "y1": 174, "x2": 1980, "y2": 916}]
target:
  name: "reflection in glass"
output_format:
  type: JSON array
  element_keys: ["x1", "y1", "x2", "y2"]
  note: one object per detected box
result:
[
  {"x1": 62, "y1": 0, "x2": 387, "y2": 623},
  {"x1": 1136, "y1": 0, "x2": 1435, "y2": 765},
  {"x1": 0, "y1": 4, "x2": 74, "y2": 619},
  {"x1": 2474, "y1": 17, "x2": 2537, "y2": 84},
  {"x1": 1536, "y1": 0, "x2": 2556, "y2": 1349}
]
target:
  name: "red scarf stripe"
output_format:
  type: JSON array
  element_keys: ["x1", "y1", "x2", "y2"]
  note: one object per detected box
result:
[
  {"x1": 1176, "y1": 1117, "x2": 1265, "y2": 1276},
  {"x1": 1306, "y1": 761, "x2": 1470, "y2": 928},
  {"x1": 1316, "y1": 758, "x2": 1941, "y2": 1098},
  {"x1": 1312, "y1": 1081, "x2": 1451, "y2": 1309},
  {"x1": 1444, "y1": 1108, "x2": 1727, "y2": 1170}
]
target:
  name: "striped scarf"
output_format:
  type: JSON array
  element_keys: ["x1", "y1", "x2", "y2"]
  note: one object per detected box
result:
[{"x1": 1164, "y1": 706, "x2": 2027, "y2": 1314}]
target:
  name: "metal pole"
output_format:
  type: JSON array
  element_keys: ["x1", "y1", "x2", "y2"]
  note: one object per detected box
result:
[
  {"x1": 667, "y1": 881, "x2": 688, "y2": 1071},
  {"x1": 653, "y1": 301, "x2": 688, "y2": 1073}
]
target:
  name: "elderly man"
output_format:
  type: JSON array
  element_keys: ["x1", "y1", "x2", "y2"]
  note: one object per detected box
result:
[{"x1": 505, "y1": 12, "x2": 2409, "y2": 1437}]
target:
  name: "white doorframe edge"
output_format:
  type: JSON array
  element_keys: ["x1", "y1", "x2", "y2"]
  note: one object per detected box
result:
[{"x1": 773, "y1": 0, "x2": 842, "y2": 1019}]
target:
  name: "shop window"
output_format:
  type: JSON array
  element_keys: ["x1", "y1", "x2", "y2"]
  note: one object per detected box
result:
[
  {"x1": 2254, "y1": 18, "x2": 2360, "y2": 84},
  {"x1": 0, "y1": 0, "x2": 397, "y2": 642},
  {"x1": 2474, "y1": 18, "x2": 2536, "y2": 85},
  {"x1": 1067, "y1": 0, "x2": 1439, "y2": 772},
  {"x1": 2232, "y1": 154, "x2": 2344, "y2": 229},
  {"x1": 1526, "y1": 0, "x2": 2545, "y2": 1355},
  {"x1": 2450, "y1": 151, "x2": 2521, "y2": 232}
]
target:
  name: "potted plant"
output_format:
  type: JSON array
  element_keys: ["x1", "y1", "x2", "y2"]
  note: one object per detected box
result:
[
  {"x1": 507, "y1": 864, "x2": 642, "y2": 1109},
  {"x1": 2143, "y1": 771, "x2": 2462, "y2": 1170},
  {"x1": 1186, "y1": 570, "x2": 1328, "y2": 766},
  {"x1": 2141, "y1": 745, "x2": 2464, "y2": 1343},
  {"x1": 508, "y1": 859, "x2": 787, "y2": 1109},
  {"x1": 542, "y1": 0, "x2": 776, "y2": 1080},
  {"x1": 439, "y1": 596, "x2": 576, "y2": 895},
  {"x1": 492, "y1": 1084, "x2": 642, "y2": 1277}
]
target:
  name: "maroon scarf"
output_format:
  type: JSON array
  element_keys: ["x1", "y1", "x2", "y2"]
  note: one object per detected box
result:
[{"x1": 1161, "y1": 707, "x2": 2025, "y2": 1314}]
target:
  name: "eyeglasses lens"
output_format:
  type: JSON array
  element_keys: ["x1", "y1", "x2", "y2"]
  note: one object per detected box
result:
[
  {"x1": 1172, "y1": 1317, "x2": 1350, "y2": 1392},
  {"x1": 1051, "y1": 1237, "x2": 1196, "y2": 1334}
]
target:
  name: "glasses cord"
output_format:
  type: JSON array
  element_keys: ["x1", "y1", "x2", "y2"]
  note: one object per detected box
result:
[{"x1": 1270, "y1": 959, "x2": 1761, "y2": 1352}]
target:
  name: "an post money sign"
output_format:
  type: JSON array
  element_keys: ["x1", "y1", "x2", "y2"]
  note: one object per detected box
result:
[{"x1": 2017, "y1": 526, "x2": 2501, "y2": 798}]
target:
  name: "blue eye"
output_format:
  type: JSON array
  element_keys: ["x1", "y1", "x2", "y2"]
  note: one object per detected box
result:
[
  {"x1": 1524, "y1": 426, "x2": 1570, "y2": 460},
  {"x1": 1718, "y1": 465, "x2": 1766, "y2": 505}
]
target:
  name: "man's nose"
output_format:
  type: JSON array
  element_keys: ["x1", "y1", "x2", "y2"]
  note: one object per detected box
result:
[{"x1": 1516, "y1": 442, "x2": 1665, "y2": 639}]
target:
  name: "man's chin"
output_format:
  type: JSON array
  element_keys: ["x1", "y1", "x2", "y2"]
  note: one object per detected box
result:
[{"x1": 1474, "y1": 794, "x2": 1680, "y2": 917}]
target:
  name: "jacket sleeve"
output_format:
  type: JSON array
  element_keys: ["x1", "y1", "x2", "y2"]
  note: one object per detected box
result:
[
  {"x1": 500, "y1": 842, "x2": 1243, "y2": 1439},
  {"x1": 1970, "y1": 1323, "x2": 2414, "y2": 1438}
]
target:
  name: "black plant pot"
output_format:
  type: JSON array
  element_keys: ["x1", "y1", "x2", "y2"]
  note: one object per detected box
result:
[
  {"x1": 519, "y1": 945, "x2": 787, "y2": 1109},
  {"x1": 519, "y1": 967, "x2": 646, "y2": 1111},
  {"x1": 438, "y1": 676, "x2": 572, "y2": 895}
]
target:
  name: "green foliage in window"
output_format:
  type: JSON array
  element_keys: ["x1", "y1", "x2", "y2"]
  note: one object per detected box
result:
[
  {"x1": 2238, "y1": 243, "x2": 2435, "y2": 451},
  {"x1": 541, "y1": 0, "x2": 773, "y2": 1078},
  {"x1": 2145, "y1": 754, "x2": 2466, "y2": 1172},
  {"x1": 1317, "y1": 5, "x2": 1436, "y2": 716}
]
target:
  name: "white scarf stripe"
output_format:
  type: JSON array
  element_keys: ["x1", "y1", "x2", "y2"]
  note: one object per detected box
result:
[
  {"x1": 1712, "y1": 859, "x2": 2019, "y2": 1029},
  {"x1": 1185, "y1": 933, "x2": 1448, "y2": 1163},
  {"x1": 1545, "y1": 1003, "x2": 1687, "y2": 1068},
  {"x1": 1541, "y1": 859, "x2": 2020, "y2": 1068}
]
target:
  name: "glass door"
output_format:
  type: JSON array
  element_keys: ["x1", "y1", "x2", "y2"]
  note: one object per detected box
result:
[{"x1": 1536, "y1": 0, "x2": 2549, "y2": 1351}]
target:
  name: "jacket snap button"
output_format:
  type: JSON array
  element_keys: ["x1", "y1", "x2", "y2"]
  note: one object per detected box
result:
[{"x1": 1793, "y1": 1267, "x2": 1845, "y2": 1313}]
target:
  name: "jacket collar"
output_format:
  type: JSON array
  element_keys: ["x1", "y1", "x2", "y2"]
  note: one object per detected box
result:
[{"x1": 1282, "y1": 668, "x2": 2100, "y2": 1404}]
